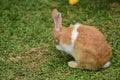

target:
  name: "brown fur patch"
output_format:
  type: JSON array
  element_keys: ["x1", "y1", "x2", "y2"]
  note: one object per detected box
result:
[
  {"x1": 53, "y1": 26, "x2": 74, "y2": 45},
  {"x1": 73, "y1": 25, "x2": 112, "y2": 69}
]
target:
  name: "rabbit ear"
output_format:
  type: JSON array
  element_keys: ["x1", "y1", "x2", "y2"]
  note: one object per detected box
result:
[{"x1": 52, "y1": 9, "x2": 62, "y2": 31}]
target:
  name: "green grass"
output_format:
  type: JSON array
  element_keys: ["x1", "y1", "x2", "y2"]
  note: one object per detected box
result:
[{"x1": 0, "y1": 0, "x2": 120, "y2": 80}]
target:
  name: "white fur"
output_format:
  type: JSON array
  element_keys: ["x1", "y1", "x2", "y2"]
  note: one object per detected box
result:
[
  {"x1": 71, "y1": 23, "x2": 80, "y2": 44},
  {"x1": 56, "y1": 45, "x2": 63, "y2": 51},
  {"x1": 56, "y1": 44, "x2": 73, "y2": 54},
  {"x1": 102, "y1": 61, "x2": 111, "y2": 68},
  {"x1": 56, "y1": 23, "x2": 81, "y2": 56}
]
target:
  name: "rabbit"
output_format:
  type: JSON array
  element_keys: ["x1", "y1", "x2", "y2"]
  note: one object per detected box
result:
[{"x1": 52, "y1": 9, "x2": 112, "y2": 70}]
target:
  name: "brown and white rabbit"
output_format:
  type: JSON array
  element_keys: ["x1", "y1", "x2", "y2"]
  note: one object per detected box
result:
[{"x1": 52, "y1": 9, "x2": 112, "y2": 70}]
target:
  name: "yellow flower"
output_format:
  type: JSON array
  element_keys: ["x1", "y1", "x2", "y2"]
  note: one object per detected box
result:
[{"x1": 69, "y1": 0, "x2": 79, "y2": 5}]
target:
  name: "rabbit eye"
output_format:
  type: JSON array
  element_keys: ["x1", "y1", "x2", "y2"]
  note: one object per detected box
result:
[{"x1": 55, "y1": 38, "x2": 59, "y2": 44}]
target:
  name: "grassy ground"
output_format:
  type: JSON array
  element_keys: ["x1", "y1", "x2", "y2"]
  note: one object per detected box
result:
[{"x1": 0, "y1": 0, "x2": 120, "y2": 80}]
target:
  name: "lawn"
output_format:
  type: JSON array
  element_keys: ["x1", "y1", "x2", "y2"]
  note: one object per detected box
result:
[{"x1": 0, "y1": 0, "x2": 120, "y2": 80}]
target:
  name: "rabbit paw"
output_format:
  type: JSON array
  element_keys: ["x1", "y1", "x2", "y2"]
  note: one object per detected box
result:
[{"x1": 68, "y1": 61, "x2": 78, "y2": 68}]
